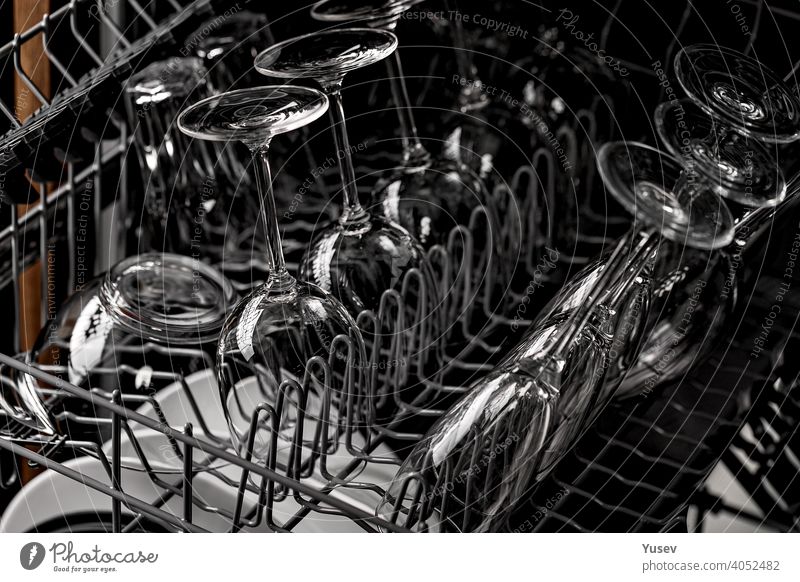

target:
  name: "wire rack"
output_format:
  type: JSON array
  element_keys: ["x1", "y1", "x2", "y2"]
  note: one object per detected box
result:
[{"x1": 0, "y1": 0, "x2": 798, "y2": 533}]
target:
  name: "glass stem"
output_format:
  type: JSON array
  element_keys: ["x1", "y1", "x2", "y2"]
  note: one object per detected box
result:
[
  {"x1": 444, "y1": 0, "x2": 486, "y2": 112},
  {"x1": 444, "y1": 0, "x2": 472, "y2": 79},
  {"x1": 385, "y1": 51, "x2": 430, "y2": 168},
  {"x1": 546, "y1": 229, "x2": 658, "y2": 359},
  {"x1": 322, "y1": 79, "x2": 368, "y2": 226},
  {"x1": 249, "y1": 141, "x2": 294, "y2": 290}
]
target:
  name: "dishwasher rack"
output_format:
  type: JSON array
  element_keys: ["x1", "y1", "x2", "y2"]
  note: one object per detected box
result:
[{"x1": 0, "y1": 0, "x2": 799, "y2": 533}]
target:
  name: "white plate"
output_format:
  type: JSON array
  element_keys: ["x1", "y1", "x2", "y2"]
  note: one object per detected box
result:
[{"x1": 1, "y1": 370, "x2": 400, "y2": 532}]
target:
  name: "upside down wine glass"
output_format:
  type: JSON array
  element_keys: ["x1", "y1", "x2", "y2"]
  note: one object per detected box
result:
[
  {"x1": 255, "y1": 29, "x2": 444, "y2": 424},
  {"x1": 655, "y1": 46, "x2": 792, "y2": 209},
  {"x1": 618, "y1": 44, "x2": 800, "y2": 398},
  {"x1": 311, "y1": 2, "x2": 508, "y2": 341},
  {"x1": 310, "y1": 0, "x2": 498, "y2": 249},
  {"x1": 178, "y1": 86, "x2": 369, "y2": 464},
  {"x1": 377, "y1": 142, "x2": 734, "y2": 532}
]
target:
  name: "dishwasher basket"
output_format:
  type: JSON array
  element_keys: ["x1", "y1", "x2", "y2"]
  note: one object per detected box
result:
[{"x1": 0, "y1": 0, "x2": 798, "y2": 533}]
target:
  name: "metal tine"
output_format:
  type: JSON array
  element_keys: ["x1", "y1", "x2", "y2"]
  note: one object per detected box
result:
[
  {"x1": 0, "y1": 354, "x2": 408, "y2": 531},
  {"x1": 119, "y1": 421, "x2": 187, "y2": 486},
  {"x1": 69, "y1": 0, "x2": 103, "y2": 66},
  {"x1": 8, "y1": 199, "x2": 21, "y2": 354},
  {"x1": 744, "y1": 0, "x2": 764, "y2": 56},
  {"x1": 330, "y1": 334, "x2": 369, "y2": 458},
  {"x1": 599, "y1": 0, "x2": 624, "y2": 52},
  {"x1": 174, "y1": 373, "x2": 224, "y2": 444},
  {"x1": 522, "y1": 147, "x2": 556, "y2": 276},
  {"x1": 279, "y1": 376, "x2": 313, "y2": 482},
  {"x1": 234, "y1": 401, "x2": 280, "y2": 532},
  {"x1": 43, "y1": 14, "x2": 78, "y2": 87},
  {"x1": 387, "y1": 471, "x2": 427, "y2": 530},
  {"x1": 111, "y1": 390, "x2": 122, "y2": 533},
  {"x1": 183, "y1": 423, "x2": 194, "y2": 524},
  {"x1": 90, "y1": 0, "x2": 133, "y2": 49},
  {"x1": 469, "y1": 208, "x2": 502, "y2": 319},
  {"x1": 0, "y1": 437, "x2": 206, "y2": 532},
  {"x1": 127, "y1": 0, "x2": 159, "y2": 30}
]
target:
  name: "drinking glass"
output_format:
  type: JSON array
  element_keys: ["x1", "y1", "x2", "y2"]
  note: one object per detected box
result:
[
  {"x1": 126, "y1": 57, "x2": 274, "y2": 289},
  {"x1": 655, "y1": 45, "x2": 798, "y2": 208},
  {"x1": 376, "y1": 141, "x2": 734, "y2": 532},
  {"x1": 311, "y1": 0, "x2": 498, "y2": 255},
  {"x1": 19, "y1": 253, "x2": 237, "y2": 469},
  {"x1": 620, "y1": 45, "x2": 800, "y2": 397},
  {"x1": 189, "y1": 10, "x2": 274, "y2": 91},
  {"x1": 1, "y1": 356, "x2": 57, "y2": 438},
  {"x1": 125, "y1": 58, "x2": 229, "y2": 254},
  {"x1": 178, "y1": 85, "x2": 369, "y2": 465},
  {"x1": 254, "y1": 29, "x2": 445, "y2": 423}
]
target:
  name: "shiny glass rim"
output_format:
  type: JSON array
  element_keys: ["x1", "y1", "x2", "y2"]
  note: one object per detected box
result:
[
  {"x1": 253, "y1": 27, "x2": 398, "y2": 80},
  {"x1": 177, "y1": 85, "x2": 330, "y2": 143}
]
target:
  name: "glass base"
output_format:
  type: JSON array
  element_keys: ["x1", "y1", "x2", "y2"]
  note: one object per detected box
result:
[
  {"x1": 656, "y1": 99, "x2": 786, "y2": 208},
  {"x1": 254, "y1": 28, "x2": 397, "y2": 81},
  {"x1": 597, "y1": 142, "x2": 734, "y2": 251},
  {"x1": 675, "y1": 45, "x2": 800, "y2": 143},
  {"x1": 100, "y1": 253, "x2": 237, "y2": 345}
]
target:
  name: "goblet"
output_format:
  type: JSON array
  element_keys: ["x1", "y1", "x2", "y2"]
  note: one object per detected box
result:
[
  {"x1": 376, "y1": 142, "x2": 734, "y2": 532},
  {"x1": 1, "y1": 355, "x2": 57, "y2": 438},
  {"x1": 178, "y1": 86, "x2": 369, "y2": 465},
  {"x1": 656, "y1": 45, "x2": 799, "y2": 208},
  {"x1": 311, "y1": 0, "x2": 497, "y2": 253},
  {"x1": 255, "y1": 29, "x2": 444, "y2": 422},
  {"x1": 190, "y1": 10, "x2": 273, "y2": 91},
  {"x1": 620, "y1": 45, "x2": 800, "y2": 397},
  {"x1": 125, "y1": 57, "x2": 266, "y2": 285}
]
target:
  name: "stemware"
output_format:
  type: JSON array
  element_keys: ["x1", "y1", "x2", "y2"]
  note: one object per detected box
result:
[
  {"x1": 125, "y1": 58, "x2": 228, "y2": 254},
  {"x1": 310, "y1": 1, "x2": 498, "y2": 249},
  {"x1": 125, "y1": 57, "x2": 273, "y2": 288},
  {"x1": 254, "y1": 29, "x2": 445, "y2": 421},
  {"x1": 309, "y1": 2, "x2": 508, "y2": 356},
  {"x1": 376, "y1": 142, "x2": 734, "y2": 532},
  {"x1": 189, "y1": 10, "x2": 274, "y2": 91},
  {"x1": 178, "y1": 85, "x2": 369, "y2": 465},
  {"x1": 619, "y1": 45, "x2": 800, "y2": 397}
]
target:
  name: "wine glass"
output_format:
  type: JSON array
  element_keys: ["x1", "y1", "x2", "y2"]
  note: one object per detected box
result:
[
  {"x1": 311, "y1": 0, "x2": 498, "y2": 253},
  {"x1": 189, "y1": 10, "x2": 274, "y2": 91},
  {"x1": 1, "y1": 356, "x2": 57, "y2": 438},
  {"x1": 178, "y1": 85, "x2": 369, "y2": 466},
  {"x1": 655, "y1": 45, "x2": 799, "y2": 209},
  {"x1": 620, "y1": 45, "x2": 800, "y2": 397},
  {"x1": 254, "y1": 29, "x2": 445, "y2": 425},
  {"x1": 656, "y1": 99, "x2": 786, "y2": 209},
  {"x1": 309, "y1": 2, "x2": 509, "y2": 363},
  {"x1": 125, "y1": 57, "x2": 266, "y2": 286},
  {"x1": 376, "y1": 142, "x2": 735, "y2": 532}
]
